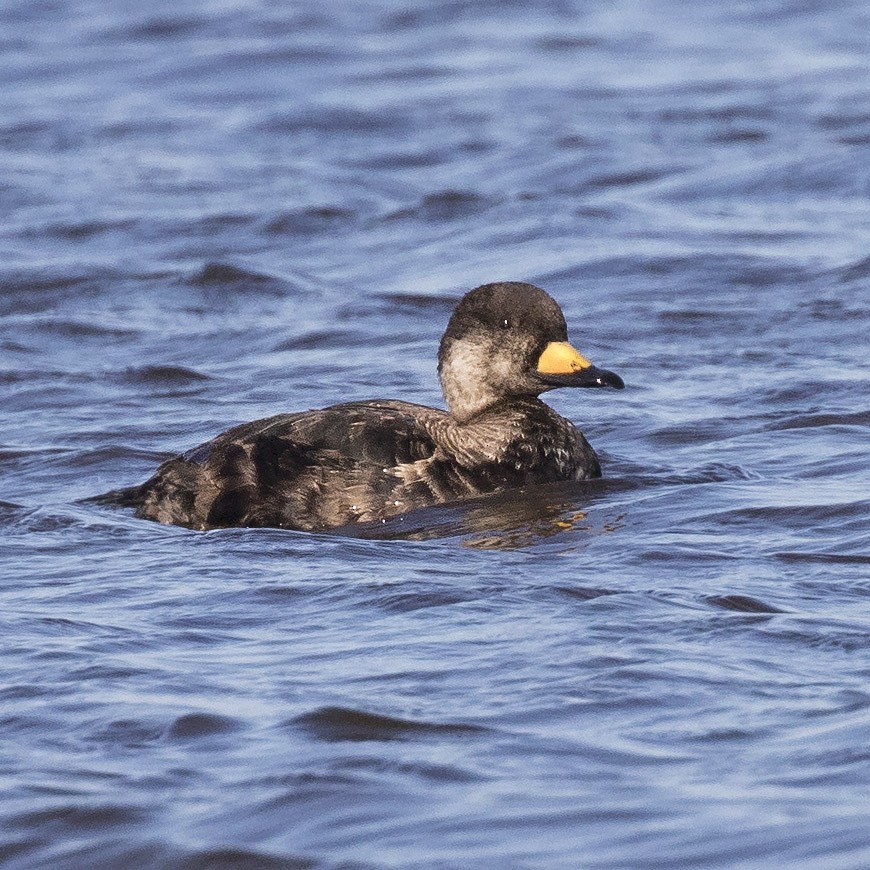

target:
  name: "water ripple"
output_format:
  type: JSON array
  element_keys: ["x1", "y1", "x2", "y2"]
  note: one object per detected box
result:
[{"x1": 290, "y1": 707, "x2": 490, "y2": 743}]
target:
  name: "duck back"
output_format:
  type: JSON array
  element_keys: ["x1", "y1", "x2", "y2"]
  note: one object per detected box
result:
[{"x1": 125, "y1": 401, "x2": 442, "y2": 531}]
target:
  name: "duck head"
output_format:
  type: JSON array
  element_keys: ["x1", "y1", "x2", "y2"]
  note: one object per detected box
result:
[{"x1": 437, "y1": 281, "x2": 624, "y2": 422}]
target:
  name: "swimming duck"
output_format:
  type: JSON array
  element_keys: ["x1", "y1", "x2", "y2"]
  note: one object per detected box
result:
[{"x1": 117, "y1": 281, "x2": 624, "y2": 531}]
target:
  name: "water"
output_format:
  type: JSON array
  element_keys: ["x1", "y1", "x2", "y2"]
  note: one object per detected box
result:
[{"x1": 2, "y1": 0, "x2": 869, "y2": 867}]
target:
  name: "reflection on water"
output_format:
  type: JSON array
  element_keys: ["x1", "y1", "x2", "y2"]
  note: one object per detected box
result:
[{"x1": 341, "y1": 479, "x2": 628, "y2": 549}]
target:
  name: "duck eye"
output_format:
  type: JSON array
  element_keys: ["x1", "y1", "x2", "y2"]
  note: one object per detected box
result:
[{"x1": 501, "y1": 318, "x2": 511, "y2": 329}]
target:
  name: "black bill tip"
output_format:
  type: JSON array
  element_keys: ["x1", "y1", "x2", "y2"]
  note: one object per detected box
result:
[{"x1": 539, "y1": 365, "x2": 624, "y2": 390}]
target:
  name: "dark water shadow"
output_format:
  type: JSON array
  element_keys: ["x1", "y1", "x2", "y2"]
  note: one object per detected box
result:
[{"x1": 288, "y1": 705, "x2": 489, "y2": 742}]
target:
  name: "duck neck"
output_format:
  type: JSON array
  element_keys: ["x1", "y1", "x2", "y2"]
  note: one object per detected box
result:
[
  {"x1": 424, "y1": 396, "x2": 551, "y2": 468},
  {"x1": 438, "y1": 338, "x2": 514, "y2": 422}
]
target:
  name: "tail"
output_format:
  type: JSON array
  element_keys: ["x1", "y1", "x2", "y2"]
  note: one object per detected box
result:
[{"x1": 81, "y1": 483, "x2": 148, "y2": 509}]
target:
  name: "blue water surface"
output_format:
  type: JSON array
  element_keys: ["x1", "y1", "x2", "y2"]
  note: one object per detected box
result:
[{"x1": 1, "y1": 1, "x2": 869, "y2": 867}]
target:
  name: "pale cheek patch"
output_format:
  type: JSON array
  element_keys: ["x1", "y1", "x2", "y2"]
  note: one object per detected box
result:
[{"x1": 440, "y1": 338, "x2": 499, "y2": 417}]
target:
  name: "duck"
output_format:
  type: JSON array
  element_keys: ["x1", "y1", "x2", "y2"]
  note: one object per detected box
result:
[{"x1": 113, "y1": 281, "x2": 624, "y2": 531}]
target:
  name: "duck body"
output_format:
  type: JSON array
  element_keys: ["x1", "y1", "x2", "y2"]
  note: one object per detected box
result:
[
  {"x1": 127, "y1": 396, "x2": 601, "y2": 531},
  {"x1": 116, "y1": 282, "x2": 623, "y2": 532}
]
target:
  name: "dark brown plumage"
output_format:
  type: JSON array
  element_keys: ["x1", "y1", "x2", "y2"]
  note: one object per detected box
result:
[{"x1": 111, "y1": 282, "x2": 624, "y2": 531}]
